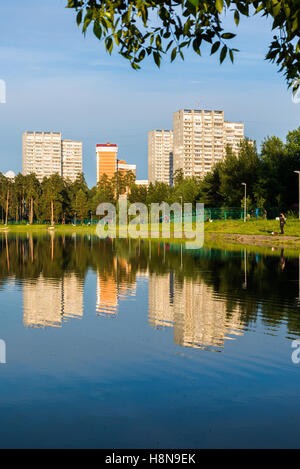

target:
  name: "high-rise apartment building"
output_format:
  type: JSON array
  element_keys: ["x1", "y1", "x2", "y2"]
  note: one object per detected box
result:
[
  {"x1": 96, "y1": 143, "x2": 118, "y2": 183},
  {"x1": 172, "y1": 109, "x2": 245, "y2": 178},
  {"x1": 224, "y1": 121, "x2": 245, "y2": 154},
  {"x1": 22, "y1": 131, "x2": 82, "y2": 182},
  {"x1": 22, "y1": 131, "x2": 62, "y2": 181},
  {"x1": 148, "y1": 130, "x2": 173, "y2": 185},
  {"x1": 117, "y1": 160, "x2": 136, "y2": 178},
  {"x1": 62, "y1": 140, "x2": 83, "y2": 182}
]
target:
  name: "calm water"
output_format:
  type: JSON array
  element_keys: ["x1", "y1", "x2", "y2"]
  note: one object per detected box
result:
[{"x1": 0, "y1": 233, "x2": 300, "y2": 448}]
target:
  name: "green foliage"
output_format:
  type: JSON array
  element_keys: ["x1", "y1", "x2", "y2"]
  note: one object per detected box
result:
[
  {"x1": 173, "y1": 168, "x2": 185, "y2": 187},
  {"x1": 40, "y1": 174, "x2": 66, "y2": 223},
  {"x1": 25, "y1": 173, "x2": 41, "y2": 223},
  {"x1": 146, "y1": 181, "x2": 171, "y2": 205},
  {"x1": 258, "y1": 128, "x2": 300, "y2": 208},
  {"x1": 171, "y1": 176, "x2": 201, "y2": 204},
  {"x1": 1, "y1": 125, "x2": 300, "y2": 224},
  {"x1": 67, "y1": 0, "x2": 300, "y2": 86},
  {"x1": 286, "y1": 209, "x2": 298, "y2": 219},
  {"x1": 217, "y1": 140, "x2": 260, "y2": 207},
  {"x1": 73, "y1": 189, "x2": 88, "y2": 221},
  {"x1": 199, "y1": 164, "x2": 222, "y2": 206},
  {"x1": 254, "y1": 193, "x2": 266, "y2": 210},
  {"x1": 92, "y1": 173, "x2": 115, "y2": 210},
  {"x1": 128, "y1": 183, "x2": 147, "y2": 204},
  {"x1": 198, "y1": 127, "x2": 300, "y2": 212}
]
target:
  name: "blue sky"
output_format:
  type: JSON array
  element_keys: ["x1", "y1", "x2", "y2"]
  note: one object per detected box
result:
[{"x1": 0, "y1": 0, "x2": 299, "y2": 187}]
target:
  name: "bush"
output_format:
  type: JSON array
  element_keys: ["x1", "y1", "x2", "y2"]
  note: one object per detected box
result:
[{"x1": 286, "y1": 210, "x2": 298, "y2": 219}]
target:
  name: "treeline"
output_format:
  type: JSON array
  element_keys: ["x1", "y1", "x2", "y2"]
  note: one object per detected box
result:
[
  {"x1": 1, "y1": 126, "x2": 300, "y2": 224},
  {"x1": 0, "y1": 171, "x2": 136, "y2": 224},
  {"x1": 143, "y1": 126, "x2": 300, "y2": 212}
]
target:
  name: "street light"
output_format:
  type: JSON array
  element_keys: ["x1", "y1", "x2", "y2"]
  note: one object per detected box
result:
[
  {"x1": 241, "y1": 183, "x2": 247, "y2": 222},
  {"x1": 294, "y1": 171, "x2": 300, "y2": 220},
  {"x1": 178, "y1": 196, "x2": 183, "y2": 226}
]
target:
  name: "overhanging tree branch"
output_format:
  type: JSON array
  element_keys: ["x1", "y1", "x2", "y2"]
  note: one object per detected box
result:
[{"x1": 66, "y1": 0, "x2": 300, "y2": 86}]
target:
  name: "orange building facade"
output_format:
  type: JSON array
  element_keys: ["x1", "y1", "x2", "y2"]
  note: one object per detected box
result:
[
  {"x1": 117, "y1": 159, "x2": 136, "y2": 178},
  {"x1": 96, "y1": 143, "x2": 118, "y2": 183}
]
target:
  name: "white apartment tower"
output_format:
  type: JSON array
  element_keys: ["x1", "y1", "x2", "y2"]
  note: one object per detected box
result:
[
  {"x1": 224, "y1": 121, "x2": 245, "y2": 154},
  {"x1": 148, "y1": 130, "x2": 173, "y2": 185},
  {"x1": 22, "y1": 132, "x2": 62, "y2": 181},
  {"x1": 22, "y1": 131, "x2": 82, "y2": 182},
  {"x1": 172, "y1": 109, "x2": 244, "y2": 178},
  {"x1": 62, "y1": 140, "x2": 83, "y2": 182}
]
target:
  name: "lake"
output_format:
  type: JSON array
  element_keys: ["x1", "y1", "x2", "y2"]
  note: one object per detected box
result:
[{"x1": 0, "y1": 233, "x2": 299, "y2": 448}]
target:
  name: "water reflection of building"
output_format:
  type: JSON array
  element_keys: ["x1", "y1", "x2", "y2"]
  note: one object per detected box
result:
[
  {"x1": 96, "y1": 273, "x2": 118, "y2": 317},
  {"x1": 96, "y1": 258, "x2": 137, "y2": 317},
  {"x1": 23, "y1": 274, "x2": 83, "y2": 328},
  {"x1": 117, "y1": 259, "x2": 136, "y2": 299},
  {"x1": 148, "y1": 273, "x2": 174, "y2": 328},
  {"x1": 148, "y1": 272, "x2": 244, "y2": 351}
]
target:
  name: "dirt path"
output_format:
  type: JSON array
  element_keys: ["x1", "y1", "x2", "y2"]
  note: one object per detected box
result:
[{"x1": 206, "y1": 232, "x2": 300, "y2": 249}]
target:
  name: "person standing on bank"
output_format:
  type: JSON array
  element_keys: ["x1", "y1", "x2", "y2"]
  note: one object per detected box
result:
[{"x1": 279, "y1": 213, "x2": 286, "y2": 234}]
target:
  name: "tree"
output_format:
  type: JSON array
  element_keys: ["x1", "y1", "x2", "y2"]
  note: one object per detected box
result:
[
  {"x1": 67, "y1": 0, "x2": 300, "y2": 86},
  {"x1": 70, "y1": 172, "x2": 89, "y2": 195},
  {"x1": 3, "y1": 177, "x2": 12, "y2": 225},
  {"x1": 258, "y1": 128, "x2": 300, "y2": 209},
  {"x1": 14, "y1": 173, "x2": 26, "y2": 222},
  {"x1": 25, "y1": 174, "x2": 41, "y2": 224},
  {"x1": 173, "y1": 169, "x2": 185, "y2": 187},
  {"x1": 258, "y1": 136, "x2": 286, "y2": 207},
  {"x1": 218, "y1": 140, "x2": 260, "y2": 206},
  {"x1": 171, "y1": 176, "x2": 201, "y2": 205},
  {"x1": 92, "y1": 174, "x2": 115, "y2": 212},
  {"x1": 0, "y1": 173, "x2": 7, "y2": 223},
  {"x1": 124, "y1": 170, "x2": 136, "y2": 192},
  {"x1": 40, "y1": 174, "x2": 65, "y2": 224},
  {"x1": 68, "y1": 173, "x2": 89, "y2": 219},
  {"x1": 199, "y1": 164, "x2": 223, "y2": 206},
  {"x1": 146, "y1": 181, "x2": 171, "y2": 205},
  {"x1": 73, "y1": 189, "x2": 88, "y2": 222},
  {"x1": 128, "y1": 183, "x2": 148, "y2": 204},
  {"x1": 112, "y1": 170, "x2": 127, "y2": 198}
]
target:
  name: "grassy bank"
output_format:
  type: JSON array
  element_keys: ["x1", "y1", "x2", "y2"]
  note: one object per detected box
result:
[{"x1": 204, "y1": 218, "x2": 300, "y2": 236}]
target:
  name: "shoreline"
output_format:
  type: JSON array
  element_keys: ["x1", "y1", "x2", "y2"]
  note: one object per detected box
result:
[
  {"x1": 205, "y1": 232, "x2": 300, "y2": 249},
  {"x1": 1, "y1": 224, "x2": 300, "y2": 250}
]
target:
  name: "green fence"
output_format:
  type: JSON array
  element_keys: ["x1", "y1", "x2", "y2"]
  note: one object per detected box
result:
[
  {"x1": 2, "y1": 207, "x2": 283, "y2": 225},
  {"x1": 171, "y1": 207, "x2": 281, "y2": 222}
]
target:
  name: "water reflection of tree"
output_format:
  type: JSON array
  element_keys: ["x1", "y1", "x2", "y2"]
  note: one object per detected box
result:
[{"x1": 1, "y1": 234, "x2": 300, "y2": 336}]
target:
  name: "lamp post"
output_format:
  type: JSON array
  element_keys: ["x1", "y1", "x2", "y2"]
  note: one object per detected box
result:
[
  {"x1": 241, "y1": 183, "x2": 247, "y2": 222},
  {"x1": 294, "y1": 171, "x2": 300, "y2": 220},
  {"x1": 179, "y1": 196, "x2": 183, "y2": 225}
]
